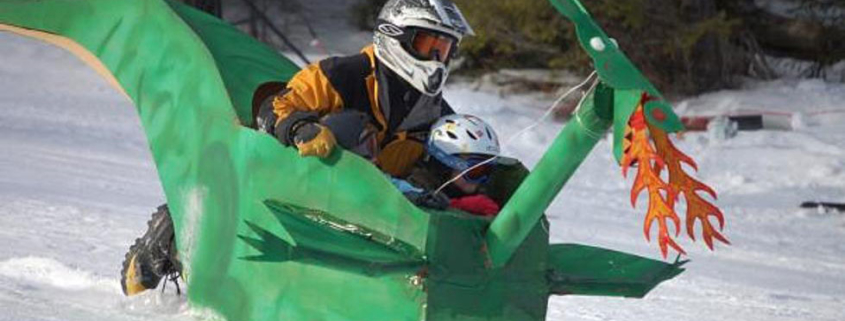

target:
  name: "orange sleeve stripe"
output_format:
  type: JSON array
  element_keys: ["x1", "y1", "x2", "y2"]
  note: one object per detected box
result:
[
  {"x1": 272, "y1": 63, "x2": 344, "y2": 124},
  {"x1": 360, "y1": 45, "x2": 389, "y2": 142}
]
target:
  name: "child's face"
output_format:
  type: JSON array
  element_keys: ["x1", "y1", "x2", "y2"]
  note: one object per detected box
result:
[
  {"x1": 452, "y1": 169, "x2": 480, "y2": 194},
  {"x1": 449, "y1": 155, "x2": 495, "y2": 194}
]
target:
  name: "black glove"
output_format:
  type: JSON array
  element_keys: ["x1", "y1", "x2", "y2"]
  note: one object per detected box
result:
[
  {"x1": 274, "y1": 111, "x2": 319, "y2": 145},
  {"x1": 405, "y1": 191, "x2": 450, "y2": 210},
  {"x1": 291, "y1": 121, "x2": 322, "y2": 144}
]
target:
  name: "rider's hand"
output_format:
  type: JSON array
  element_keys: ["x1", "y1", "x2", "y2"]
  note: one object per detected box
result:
[{"x1": 293, "y1": 122, "x2": 337, "y2": 158}]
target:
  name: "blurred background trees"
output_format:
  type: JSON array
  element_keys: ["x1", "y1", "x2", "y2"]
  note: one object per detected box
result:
[
  {"x1": 351, "y1": 0, "x2": 844, "y2": 95},
  {"x1": 189, "y1": 0, "x2": 844, "y2": 95}
]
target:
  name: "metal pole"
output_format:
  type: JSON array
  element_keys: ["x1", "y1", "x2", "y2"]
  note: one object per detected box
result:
[{"x1": 239, "y1": 0, "x2": 311, "y2": 65}]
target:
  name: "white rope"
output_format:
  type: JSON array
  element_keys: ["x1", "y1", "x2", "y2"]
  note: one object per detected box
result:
[
  {"x1": 573, "y1": 78, "x2": 603, "y2": 139},
  {"x1": 433, "y1": 70, "x2": 599, "y2": 195},
  {"x1": 503, "y1": 70, "x2": 598, "y2": 147}
]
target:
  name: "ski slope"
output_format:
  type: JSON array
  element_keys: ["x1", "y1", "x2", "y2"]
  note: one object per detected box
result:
[{"x1": 1, "y1": 31, "x2": 844, "y2": 321}]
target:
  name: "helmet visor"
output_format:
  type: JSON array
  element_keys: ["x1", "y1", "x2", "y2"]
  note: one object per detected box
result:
[{"x1": 411, "y1": 29, "x2": 455, "y2": 63}]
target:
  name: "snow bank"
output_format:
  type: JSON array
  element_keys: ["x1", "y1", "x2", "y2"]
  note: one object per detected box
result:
[
  {"x1": 0, "y1": 257, "x2": 114, "y2": 291},
  {"x1": 447, "y1": 78, "x2": 845, "y2": 321}
]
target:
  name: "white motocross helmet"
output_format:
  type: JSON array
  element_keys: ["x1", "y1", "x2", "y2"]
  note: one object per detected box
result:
[
  {"x1": 374, "y1": 0, "x2": 475, "y2": 96},
  {"x1": 427, "y1": 114, "x2": 500, "y2": 176}
]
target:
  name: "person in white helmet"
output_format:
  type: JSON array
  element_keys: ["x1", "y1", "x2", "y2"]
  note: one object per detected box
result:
[
  {"x1": 315, "y1": 112, "x2": 502, "y2": 216},
  {"x1": 125, "y1": 0, "x2": 477, "y2": 297},
  {"x1": 405, "y1": 114, "x2": 502, "y2": 216},
  {"x1": 260, "y1": 0, "x2": 475, "y2": 179}
]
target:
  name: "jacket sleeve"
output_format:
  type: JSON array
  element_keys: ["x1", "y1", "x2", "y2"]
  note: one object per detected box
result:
[{"x1": 272, "y1": 62, "x2": 345, "y2": 124}]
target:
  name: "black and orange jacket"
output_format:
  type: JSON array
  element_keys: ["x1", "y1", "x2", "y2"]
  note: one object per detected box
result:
[{"x1": 272, "y1": 45, "x2": 453, "y2": 177}]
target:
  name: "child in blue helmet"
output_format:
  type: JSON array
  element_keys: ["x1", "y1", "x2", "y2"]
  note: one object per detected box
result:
[
  {"x1": 324, "y1": 112, "x2": 501, "y2": 216},
  {"x1": 404, "y1": 114, "x2": 502, "y2": 216}
]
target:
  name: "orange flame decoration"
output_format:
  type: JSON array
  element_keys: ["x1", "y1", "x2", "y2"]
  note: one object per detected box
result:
[{"x1": 621, "y1": 94, "x2": 730, "y2": 258}]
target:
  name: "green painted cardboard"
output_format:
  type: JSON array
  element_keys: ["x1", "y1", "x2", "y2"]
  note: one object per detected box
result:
[
  {"x1": 548, "y1": 0, "x2": 685, "y2": 163},
  {"x1": 0, "y1": 0, "x2": 685, "y2": 320}
]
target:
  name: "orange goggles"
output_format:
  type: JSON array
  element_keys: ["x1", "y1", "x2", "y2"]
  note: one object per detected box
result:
[{"x1": 409, "y1": 29, "x2": 456, "y2": 63}]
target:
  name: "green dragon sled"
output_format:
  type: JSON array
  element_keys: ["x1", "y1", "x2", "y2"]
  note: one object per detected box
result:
[{"x1": 0, "y1": 0, "x2": 730, "y2": 320}]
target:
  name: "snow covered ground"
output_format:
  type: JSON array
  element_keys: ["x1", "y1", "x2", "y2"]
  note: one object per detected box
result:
[{"x1": 2, "y1": 30, "x2": 845, "y2": 321}]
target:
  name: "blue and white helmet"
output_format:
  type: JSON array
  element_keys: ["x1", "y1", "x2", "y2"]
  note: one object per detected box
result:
[
  {"x1": 374, "y1": 0, "x2": 475, "y2": 96},
  {"x1": 427, "y1": 114, "x2": 499, "y2": 171}
]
